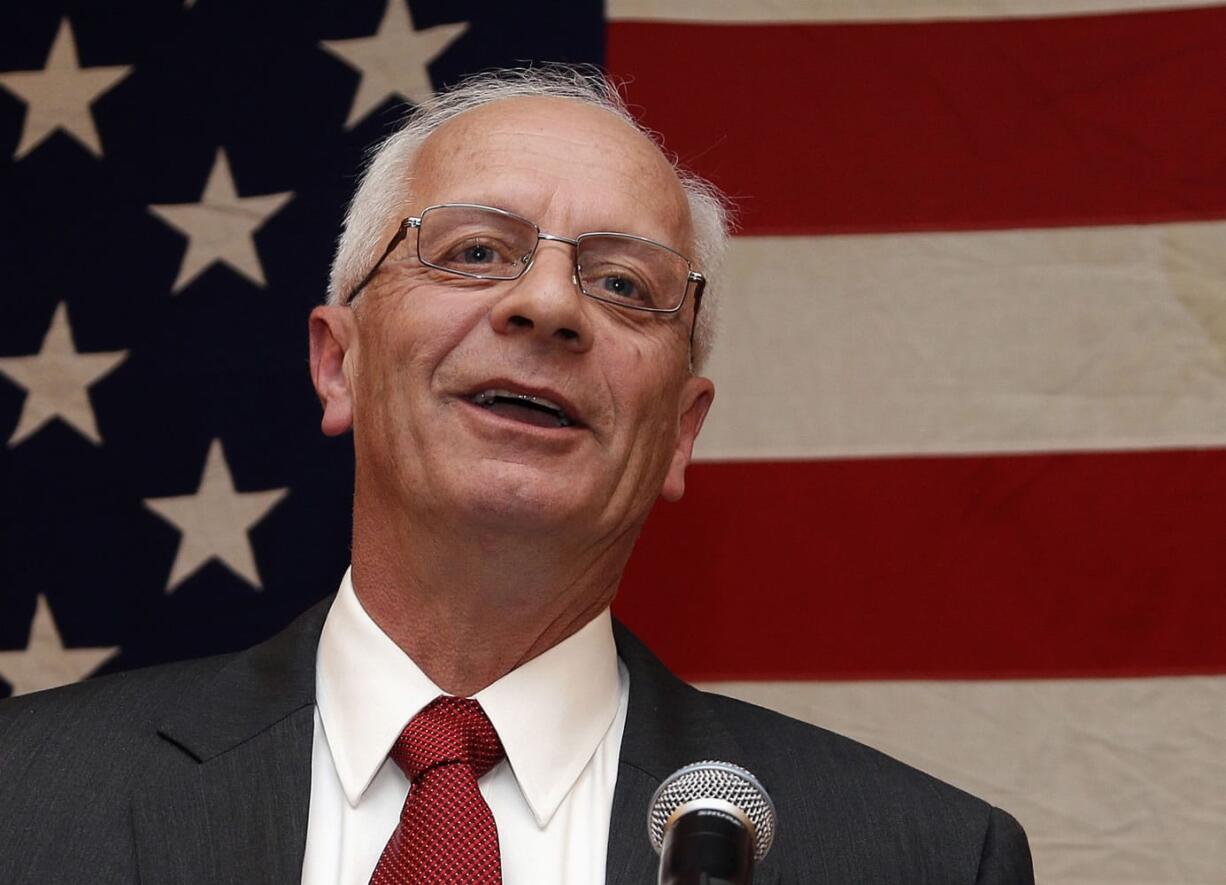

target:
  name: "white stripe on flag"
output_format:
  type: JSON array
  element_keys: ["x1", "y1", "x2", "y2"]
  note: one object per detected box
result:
[
  {"x1": 695, "y1": 221, "x2": 1226, "y2": 461},
  {"x1": 608, "y1": 0, "x2": 1225, "y2": 23},
  {"x1": 701, "y1": 676, "x2": 1226, "y2": 884}
]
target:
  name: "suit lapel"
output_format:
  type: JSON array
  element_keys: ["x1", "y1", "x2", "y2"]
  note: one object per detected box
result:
[
  {"x1": 606, "y1": 761, "x2": 665, "y2": 885},
  {"x1": 131, "y1": 599, "x2": 332, "y2": 885},
  {"x1": 606, "y1": 623, "x2": 781, "y2": 885}
]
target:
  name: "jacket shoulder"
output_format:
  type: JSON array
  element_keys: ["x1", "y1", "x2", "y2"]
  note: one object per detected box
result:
[
  {"x1": 0, "y1": 655, "x2": 235, "y2": 879},
  {"x1": 0, "y1": 598, "x2": 329, "y2": 883},
  {"x1": 699, "y1": 689, "x2": 1033, "y2": 884},
  {"x1": 0, "y1": 653, "x2": 233, "y2": 756}
]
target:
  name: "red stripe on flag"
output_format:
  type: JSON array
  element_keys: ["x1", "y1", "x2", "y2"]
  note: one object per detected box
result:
[
  {"x1": 613, "y1": 449, "x2": 1226, "y2": 680},
  {"x1": 607, "y1": 7, "x2": 1226, "y2": 234}
]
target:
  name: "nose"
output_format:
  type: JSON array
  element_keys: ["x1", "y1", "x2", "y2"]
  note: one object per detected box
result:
[{"x1": 488, "y1": 242, "x2": 593, "y2": 353}]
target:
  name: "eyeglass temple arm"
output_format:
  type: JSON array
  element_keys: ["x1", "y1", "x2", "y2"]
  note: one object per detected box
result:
[
  {"x1": 687, "y1": 272, "x2": 706, "y2": 352},
  {"x1": 344, "y1": 218, "x2": 421, "y2": 304}
]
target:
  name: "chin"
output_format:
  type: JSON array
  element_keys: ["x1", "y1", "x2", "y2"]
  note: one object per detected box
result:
[{"x1": 453, "y1": 461, "x2": 596, "y2": 531}]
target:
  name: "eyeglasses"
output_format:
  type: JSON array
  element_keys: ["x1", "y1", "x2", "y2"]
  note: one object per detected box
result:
[{"x1": 343, "y1": 203, "x2": 706, "y2": 317}]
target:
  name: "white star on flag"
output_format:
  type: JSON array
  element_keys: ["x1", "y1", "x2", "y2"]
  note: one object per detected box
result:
[
  {"x1": 321, "y1": 0, "x2": 468, "y2": 127},
  {"x1": 0, "y1": 302, "x2": 128, "y2": 447},
  {"x1": 0, "y1": 595, "x2": 117, "y2": 697},
  {"x1": 144, "y1": 439, "x2": 288, "y2": 593},
  {"x1": 0, "y1": 18, "x2": 132, "y2": 159},
  {"x1": 149, "y1": 149, "x2": 293, "y2": 293}
]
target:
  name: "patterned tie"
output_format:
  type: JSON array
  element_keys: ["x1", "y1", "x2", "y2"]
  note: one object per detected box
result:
[{"x1": 370, "y1": 696, "x2": 506, "y2": 885}]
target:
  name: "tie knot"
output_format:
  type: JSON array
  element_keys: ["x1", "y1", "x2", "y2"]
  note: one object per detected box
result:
[{"x1": 391, "y1": 696, "x2": 505, "y2": 782}]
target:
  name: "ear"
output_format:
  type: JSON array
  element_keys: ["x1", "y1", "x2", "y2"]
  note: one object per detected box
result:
[
  {"x1": 660, "y1": 374, "x2": 715, "y2": 503},
  {"x1": 308, "y1": 305, "x2": 358, "y2": 437}
]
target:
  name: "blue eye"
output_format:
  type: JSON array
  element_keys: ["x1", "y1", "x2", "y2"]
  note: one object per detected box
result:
[
  {"x1": 601, "y1": 275, "x2": 640, "y2": 299},
  {"x1": 463, "y1": 244, "x2": 495, "y2": 263}
]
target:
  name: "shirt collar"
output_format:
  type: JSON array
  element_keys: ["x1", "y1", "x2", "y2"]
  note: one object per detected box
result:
[{"x1": 315, "y1": 568, "x2": 622, "y2": 828}]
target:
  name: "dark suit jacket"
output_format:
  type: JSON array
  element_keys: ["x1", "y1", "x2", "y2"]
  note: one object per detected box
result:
[{"x1": 0, "y1": 599, "x2": 1033, "y2": 884}]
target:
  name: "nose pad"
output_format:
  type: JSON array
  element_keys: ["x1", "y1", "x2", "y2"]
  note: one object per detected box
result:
[{"x1": 519, "y1": 241, "x2": 585, "y2": 297}]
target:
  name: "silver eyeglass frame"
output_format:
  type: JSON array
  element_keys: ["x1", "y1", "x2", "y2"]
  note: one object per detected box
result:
[{"x1": 342, "y1": 202, "x2": 706, "y2": 318}]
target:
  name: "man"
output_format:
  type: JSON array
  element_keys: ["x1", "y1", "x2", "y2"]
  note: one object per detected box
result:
[{"x1": 0, "y1": 69, "x2": 1034, "y2": 884}]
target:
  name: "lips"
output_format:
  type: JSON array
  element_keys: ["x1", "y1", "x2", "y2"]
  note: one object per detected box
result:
[{"x1": 467, "y1": 386, "x2": 580, "y2": 429}]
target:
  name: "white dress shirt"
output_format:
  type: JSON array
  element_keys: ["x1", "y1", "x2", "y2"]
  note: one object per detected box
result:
[{"x1": 301, "y1": 569, "x2": 630, "y2": 885}]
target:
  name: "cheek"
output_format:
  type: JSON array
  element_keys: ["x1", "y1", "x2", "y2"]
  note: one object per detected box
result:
[
  {"x1": 361, "y1": 286, "x2": 490, "y2": 387},
  {"x1": 607, "y1": 341, "x2": 688, "y2": 457}
]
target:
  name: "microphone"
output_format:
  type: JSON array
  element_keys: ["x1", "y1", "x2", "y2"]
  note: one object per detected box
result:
[{"x1": 647, "y1": 760, "x2": 777, "y2": 885}]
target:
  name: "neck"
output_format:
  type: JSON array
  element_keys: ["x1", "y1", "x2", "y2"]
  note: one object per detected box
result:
[{"x1": 349, "y1": 497, "x2": 638, "y2": 697}]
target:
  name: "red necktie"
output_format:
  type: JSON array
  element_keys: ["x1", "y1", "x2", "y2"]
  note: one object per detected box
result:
[{"x1": 370, "y1": 696, "x2": 506, "y2": 885}]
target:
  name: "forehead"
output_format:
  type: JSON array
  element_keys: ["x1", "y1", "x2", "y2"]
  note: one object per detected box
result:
[{"x1": 408, "y1": 96, "x2": 693, "y2": 253}]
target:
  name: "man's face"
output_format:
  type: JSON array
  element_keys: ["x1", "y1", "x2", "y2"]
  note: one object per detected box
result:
[{"x1": 312, "y1": 97, "x2": 713, "y2": 542}]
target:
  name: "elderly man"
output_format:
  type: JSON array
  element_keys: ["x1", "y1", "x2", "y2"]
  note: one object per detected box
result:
[{"x1": 0, "y1": 69, "x2": 1033, "y2": 884}]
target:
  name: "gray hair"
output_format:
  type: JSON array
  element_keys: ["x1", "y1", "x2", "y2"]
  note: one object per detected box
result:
[{"x1": 326, "y1": 66, "x2": 731, "y2": 370}]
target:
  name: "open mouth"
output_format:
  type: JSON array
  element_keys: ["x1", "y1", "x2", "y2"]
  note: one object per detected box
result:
[{"x1": 470, "y1": 389, "x2": 576, "y2": 429}]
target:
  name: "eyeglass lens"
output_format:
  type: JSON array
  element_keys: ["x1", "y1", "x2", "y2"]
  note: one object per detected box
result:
[{"x1": 417, "y1": 205, "x2": 691, "y2": 311}]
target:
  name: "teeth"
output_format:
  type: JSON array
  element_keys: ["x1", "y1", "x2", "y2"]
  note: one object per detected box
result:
[
  {"x1": 471, "y1": 389, "x2": 573, "y2": 426},
  {"x1": 472, "y1": 389, "x2": 563, "y2": 411}
]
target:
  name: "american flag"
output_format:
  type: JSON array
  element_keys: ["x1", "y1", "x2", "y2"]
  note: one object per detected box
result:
[{"x1": 1, "y1": 1, "x2": 1222, "y2": 881}]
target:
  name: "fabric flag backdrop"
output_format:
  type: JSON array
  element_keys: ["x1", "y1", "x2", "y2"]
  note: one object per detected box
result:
[{"x1": 0, "y1": 1, "x2": 1221, "y2": 882}]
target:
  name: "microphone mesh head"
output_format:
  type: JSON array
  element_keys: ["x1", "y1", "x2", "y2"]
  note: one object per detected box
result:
[{"x1": 647, "y1": 760, "x2": 777, "y2": 863}]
